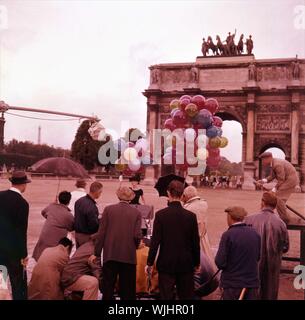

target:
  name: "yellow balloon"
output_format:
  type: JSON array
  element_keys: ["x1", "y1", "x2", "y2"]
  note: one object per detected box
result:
[
  {"x1": 185, "y1": 103, "x2": 198, "y2": 117},
  {"x1": 170, "y1": 99, "x2": 180, "y2": 110},
  {"x1": 209, "y1": 136, "x2": 221, "y2": 148},
  {"x1": 197, "y1": 148, "x2": 209, "y2": 161},
  {"x1": 220, "y1": 137, "x2": 229, "y2": 148},
  {"x1": 123, "y1": 147, "x2": 138, "y2": 161}
]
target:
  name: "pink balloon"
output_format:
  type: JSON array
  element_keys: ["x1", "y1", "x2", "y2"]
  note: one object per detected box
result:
[
  {"x1": 213, "y1": 116, "x2": 223, "y2": 127},
  {"x1": 191, "y1": 95, "x2": 206, "y2": 109},
  {"x1": 180, "y1": 95, "x2": 192, "y2": 101},
  {"x1": 180, "y1": 98, "x2": 191, "y2": 110},
  {"x1": 204, "y1": 98, "x2": 219, "y2": 115},
  {"x1": 126, "y1": 142, "x2": 135, "y2": 148},
  {"x1": 164, "y1": 118, "x2": 176, "y2": 131},
  {"x1": 172, "y1": 110, "x2": 187, "y2": 128}
]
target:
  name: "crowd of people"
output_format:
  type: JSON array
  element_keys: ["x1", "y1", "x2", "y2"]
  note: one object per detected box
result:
[
  {"x1": 0, "y1": 152, "x2": 300, "y2": 300},
  {"x1": 200, "y1": 174, "x2": 244, "y2": 189}
]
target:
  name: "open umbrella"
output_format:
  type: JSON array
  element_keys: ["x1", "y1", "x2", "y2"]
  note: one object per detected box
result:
[
  {"x1": 154, "y1": 174, "x2": 187, "y2": 197},
  {"x1": 30, "y1": 157, "x2": 90, "y2": 199}
]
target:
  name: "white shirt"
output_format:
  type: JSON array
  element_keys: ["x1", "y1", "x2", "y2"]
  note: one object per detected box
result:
[
  {"x1": 9, "y1": 187, "x2": 22, "y2": 195},
  {"x1": 68, "y1": 188, "x2": 87, "y2": 215}
]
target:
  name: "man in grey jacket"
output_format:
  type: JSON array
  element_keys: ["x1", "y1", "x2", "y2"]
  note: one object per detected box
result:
[{"x1": 89, "y1": 186, "x2": 142, "y2": 300}]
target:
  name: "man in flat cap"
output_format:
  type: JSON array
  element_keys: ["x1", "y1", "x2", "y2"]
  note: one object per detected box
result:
[
  {"x1": 0, "y1": 171, "x2": 31, "y2": 300},
  {"x1": 215, "y1": 206, "x2": 261, "y2": 300},
  {"x1": 245, "y1": 192, "x2": 289, "y2": 300},
  {"x1": 257, "y1": 152, "x2": 299, "y2": 224}
]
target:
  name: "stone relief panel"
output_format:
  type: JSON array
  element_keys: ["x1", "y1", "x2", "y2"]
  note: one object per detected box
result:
[
  {"x1": 162, "y1": 69, "x2": 190, "y2": 84},
  {"x1": 256, "y1": 104, "x2": 290, "y2": 113},
  {"x1": 256, "y1": 113, "x2": 291, "y2": 132},
  {"x1": 256, "y1": 65, "x2": 293, "y2": 82}
]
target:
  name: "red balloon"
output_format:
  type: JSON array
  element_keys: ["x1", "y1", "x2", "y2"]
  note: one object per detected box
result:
[
  {"x1": 180, "y1": 98, "x2": 191, "y2": 110},
  {"x1": 207, "y1": 155, "x2": 221, "y2": 168},
  {"x1": 207, "y1": 146, "x2": 220, "y2": 157},
  {"x1": 191, "y1": 95, "x2": 206, "y2": 109},
  {"x1": 164, "y1": 118, "x2": 176, "y2": 131},
  {"x1": 204, "y1": 98, "x2": 219, "y2": 115},
  {"x1": 172, "y1": 110, "x2": 187, "y2": 128},
  {"x1": 213, "y1": 116, "x2": 223, "y2": 127}
]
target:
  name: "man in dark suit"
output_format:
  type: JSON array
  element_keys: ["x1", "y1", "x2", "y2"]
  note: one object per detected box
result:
[
  {"x1": 89, "y1": 186, "x2": 142, "y2": 300},
  {"x1": 146, "y1": 180, "x2": 200, "y2": 300},
  {"x1": 0, "y1": 171, "x2": 31, "y2": 300},
  {"x1": 74, "y1": 181, "x2": 103, "y2": 248},
  {"x1": 215, "y1": 206, "x2": 261, "y2": 300}
]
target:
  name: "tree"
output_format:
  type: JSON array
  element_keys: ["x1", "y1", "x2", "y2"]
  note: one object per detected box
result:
[
  {"x1": 1, "y1": 139, "x2": 70, "y2": 169},
  {"x1": 71, "y1": 120, "x2": 114, "y2": 171}
]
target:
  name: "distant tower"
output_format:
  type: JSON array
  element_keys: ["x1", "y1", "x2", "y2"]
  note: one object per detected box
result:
[{"x1": 38, "y1": 125, "x2": 41, "y2": 145}]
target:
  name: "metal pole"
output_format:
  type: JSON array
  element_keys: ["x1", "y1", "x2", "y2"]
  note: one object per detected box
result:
[
  {"x1": 0, "y1": 112, "x2": 5, "y2": 152},
  {"x1": 8, "y1": 105, "x2": 100, "y2": 121}
]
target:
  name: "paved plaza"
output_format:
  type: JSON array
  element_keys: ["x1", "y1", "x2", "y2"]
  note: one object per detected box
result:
[{"x1": 0, "y1": 177, "x2": 304, "y2": 300}]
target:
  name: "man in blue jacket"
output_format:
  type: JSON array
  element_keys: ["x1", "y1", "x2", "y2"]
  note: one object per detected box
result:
[{"x1": 215, "y1": 206, "x2": 261, "y2": 300}]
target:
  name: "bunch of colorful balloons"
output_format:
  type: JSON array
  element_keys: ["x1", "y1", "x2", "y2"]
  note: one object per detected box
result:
[
  {"x1": 163, "y1": 94, "x2": 228, "y2": 171},
  {"x1": 113, "y1": 136, "x2": 151, "y2": 175}
]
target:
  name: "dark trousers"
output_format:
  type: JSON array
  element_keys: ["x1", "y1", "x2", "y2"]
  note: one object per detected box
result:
[
  {"x1": 222, "y1": 288, "x2": 259, "y2": 300},
  {"x1": 102, "y1": 261, "x2": 136, "y2": 300},
  {"x1": 0, "y1": 258, "x2": 27, "y2": 300},
  {"x1": 158, "y1": 272, "x2": 194, "y2": 300}
]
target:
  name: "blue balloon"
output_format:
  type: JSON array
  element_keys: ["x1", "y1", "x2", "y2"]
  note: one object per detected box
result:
[
  {"x1": 113, "y1": 138, "x2": 126, "y2": 152},
  {"x1": 216, "y1": 127, "x2": 223, "y2": 137},
  {"x1": 206, "y1": 126, "x2": 219, "y2": 138},
  {"x1": 193, "y1": 109, "x2": 213, "y2": 129}
]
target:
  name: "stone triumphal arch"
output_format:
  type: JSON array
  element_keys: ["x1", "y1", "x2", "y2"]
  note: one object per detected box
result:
[{"x1": 143, "y1": 54, "x2": 305, "y2": 191}]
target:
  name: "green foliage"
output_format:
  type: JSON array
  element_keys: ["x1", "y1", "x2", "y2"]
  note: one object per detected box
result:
[
  {"x1": 0, "y1": 139, "x2": 70, "y2": 169},
  {"x1": 71, "y1": 120, "x2": 114, "y2": 170},
  {"x1": 216, "y1": 157, "x2": 243, "y2": 176}
]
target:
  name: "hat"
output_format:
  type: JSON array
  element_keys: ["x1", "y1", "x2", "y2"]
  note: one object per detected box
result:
[
  {"x1": 9, "y1": 171, "x2": 31, "y2": 185},
  {"x1": 116, "y1": 186, "x2": 135, "y2": 201},
  {"x1": 225, "y1": 206, "x2": 248, "y2": 220},
  {"x1": 259, "y1": 152, "x2": 273, "y2": 159}
]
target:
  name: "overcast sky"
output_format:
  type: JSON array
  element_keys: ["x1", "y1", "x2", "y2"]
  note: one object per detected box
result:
[{"x1": 0, "y1": 0, "x2": 304, "y2": 162}]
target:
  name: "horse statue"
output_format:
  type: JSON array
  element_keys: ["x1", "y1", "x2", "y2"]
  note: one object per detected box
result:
[
  {"x1": 207, "y1": 36, "x2": 219, "y2": 56},
  {"x1": 216, "y1": 35, "x2": 230, "y2": 56},
  {"x1": 237, "y1": 34, "x2": 244, "y2": 55}
]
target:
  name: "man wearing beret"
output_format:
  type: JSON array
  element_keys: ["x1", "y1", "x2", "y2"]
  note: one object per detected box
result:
[
  {"x1": 245, "y1": 192, "x2": 289, "y2": 300},
  {"x1": 215, "y1": 206, "x2": 261, "y2": 300},
  {"x1": 257, "y1": 152, "x2": 299, "y2": 224},
  {"x1": 0, "y1": 171, "x2": 31, "y2": 300}
]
